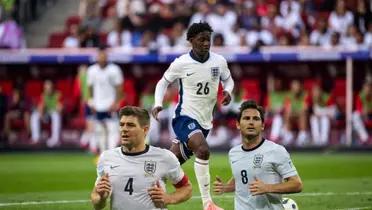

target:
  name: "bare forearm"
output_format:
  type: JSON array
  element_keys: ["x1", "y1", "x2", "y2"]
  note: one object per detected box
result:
[
  {"x1": 166, "y1": 184, "x2": 192, "y2": 205},
  {"x1": 91, "y1": 191, "x2": 107, "y2": 210},
  {"x1": 266, "y1": 179, "x2": 302, "y2": 194}
]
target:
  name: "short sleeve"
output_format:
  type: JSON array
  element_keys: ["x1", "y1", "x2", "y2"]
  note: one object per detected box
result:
[
  {"x1": 111, "y1": 65, "x2": 124, "y2": 86},
  {"x1": 220, "y1": 58, "x2": 231, "y2": 81},
  {"x1": 164, "y1": 151, "x2": 185, "y2": 185},
  {"x1": 163, "y1": 59, "x2": 182, "y2": 83},
  {"x1": 274, "y1": 146, "x2": 298, "y2": 179}
]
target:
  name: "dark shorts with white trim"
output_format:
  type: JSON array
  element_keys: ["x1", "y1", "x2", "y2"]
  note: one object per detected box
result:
[{"x1": 172, "y1": 115, "x2": 210, "y2": 160}]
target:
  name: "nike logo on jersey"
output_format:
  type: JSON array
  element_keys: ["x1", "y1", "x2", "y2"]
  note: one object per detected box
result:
[
  {"x1": 186, "y1": 72, "x2": 195, "y2": 76},
  {"x1": 110, "y1": 165, "x2": 120, "y2": 169}
]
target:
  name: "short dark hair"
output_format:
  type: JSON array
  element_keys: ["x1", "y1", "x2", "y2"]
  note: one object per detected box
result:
[
  {"x1": 186, "y1": 22, "x2": 213, "y2": 41},
  {"x1": 119, "y1": 106, "x2": 150, "y2": 127},
  {"x1": 237, "y1": 100, "x2": 265, "y2": 123}
]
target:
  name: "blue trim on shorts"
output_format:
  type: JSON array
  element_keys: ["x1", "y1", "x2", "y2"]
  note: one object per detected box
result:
[{"x1": 172, "y1": 115, "x2": 210, "y2": 158}]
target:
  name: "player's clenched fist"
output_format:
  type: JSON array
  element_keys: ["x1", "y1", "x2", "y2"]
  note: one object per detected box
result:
[
  {"x1": 151, "y1": 106, "x2": 163, "y2": 121},
  {"x1": 95, "y1": 173, "x2": 111, "y2": 199}
]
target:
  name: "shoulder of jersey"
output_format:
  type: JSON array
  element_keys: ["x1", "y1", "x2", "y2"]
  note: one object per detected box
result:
[
  {"x1": 210, "y1": 51, "x2": 226, "y2": 61},
  {"x1": 228, "y1": 144, "x2": 242, "y2": 155},
  {"x1": 149, "y1": 146, "x2": 173, "y2": 156}
]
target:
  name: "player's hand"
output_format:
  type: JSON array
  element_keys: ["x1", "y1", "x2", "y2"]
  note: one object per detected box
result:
[
  {"x1": 221, "y1": 91, "x2": 231, "y2": 106},
  {"x1": 151, "y1": 106, "x2": 163, "y2": 121},
  {"x1": 213, "y1": 176, "x2": 225, "y2": 195},
  {"x1": 249, "y1": 177, "x2": 270, "y2": 195},
  {"x1": 148, "y1": 181, "x2": 169, "y2": 208},
  {"x1": 95, "y1": 173, "x2": 111, "y2": 200}
]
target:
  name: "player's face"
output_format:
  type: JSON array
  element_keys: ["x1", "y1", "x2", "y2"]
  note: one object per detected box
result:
[
  {"x1": 190, "y1": 31, "x2": 211, "y2": 57},
  {"x1": 97, "y1": 51, "x2": 107, "y2": 66},
  {"x1": 119, "y1": 115, "x2": 148, "y2": 148},
  {"x1": 237, "y1": 108, "x2": 264, "y2": 139}
]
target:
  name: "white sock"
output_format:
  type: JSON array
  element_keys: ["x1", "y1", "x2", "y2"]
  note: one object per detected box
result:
[{"x1": 194, "y1": 158, "x2": 211, "y2": 206}]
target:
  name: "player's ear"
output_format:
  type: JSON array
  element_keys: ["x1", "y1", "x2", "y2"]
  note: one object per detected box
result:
[
  {"x1": 143, "y1": 125, "x2": 150, "y2": 135},
  {"x1": 236, "y1": 121, "x2": 241, "y2": 130}
]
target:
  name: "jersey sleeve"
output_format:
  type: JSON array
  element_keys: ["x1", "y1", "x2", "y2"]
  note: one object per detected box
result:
[
  {"x1": 112, "y1": 65, "x2": 124, "y2": 85},
  {"x1": 220, "y1": 57, "x2": 231, "y2": 81},
  {"x1": 164, "y1": 150, "x2": 186, "y2": 186},
  {"x1": 274, "y1": 146, "x2": 298, "y2": 179},
  {"x1": 163, "y1": 58, "x2": 182, "y2": 83}
]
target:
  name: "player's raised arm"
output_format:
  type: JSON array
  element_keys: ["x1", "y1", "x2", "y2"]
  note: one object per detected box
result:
[{"x1": 91, "y1": 173, "x2": 111, "y2": 210}]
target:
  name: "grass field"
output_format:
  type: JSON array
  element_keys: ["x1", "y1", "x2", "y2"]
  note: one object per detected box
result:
[{"x1": 0, "y1": 152, "x2": 372, "y2": 210}]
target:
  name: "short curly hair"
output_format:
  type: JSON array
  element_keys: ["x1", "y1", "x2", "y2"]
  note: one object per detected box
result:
[{"x1": 186, "y1": 22, "x2": 213, "y2": 41}]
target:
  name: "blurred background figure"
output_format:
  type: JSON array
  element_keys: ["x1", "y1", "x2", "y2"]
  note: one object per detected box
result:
[
  {"x1": 3, "y1": 89, "x2": 30, "y2": 144},
  {"x1": 353, "y1": 79, "x2": 372, "y2": 144},
  {"x1": 30, "y1": 80, "x2": 62, "y2": 147},
  {"x1": 306, "y1": 82, "x2": 336, "y2": 146},
  {"x1": 87, "y1": 47, "x2": 123, "y2": 154},
  {"x1": 282, "y1": 80, "x2": 309, "y2": 146}
]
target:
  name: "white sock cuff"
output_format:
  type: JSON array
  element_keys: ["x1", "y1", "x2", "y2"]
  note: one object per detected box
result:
[{"x1": 195, "y1": 158, "x2": 209, "y2": 165}]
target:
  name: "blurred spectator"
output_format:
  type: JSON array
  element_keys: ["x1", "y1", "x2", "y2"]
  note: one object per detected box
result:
[
  {"x1": 280, "y1": 0, "x2": 301, "y2": 17},
  {"x1": 80, "y1": 0, "x2": 103, "y2": 32},
  {"x1": 352, "y1": 79, "x2": 372, "y2": 143},
  {"x1": 266, "y1": 77, "x2": 287, "y2": 142},
  {"x1": 340, "y1": 25, "x2": 358, "y2": 49},
  {"x1": 328, "y1": 0, "x2": 354, "y2": 35},
  {"x1": 212, "y1": 33, "x2": 225, "y2": 46},
  {"x1": 73, "y1": 65, "x2": 97, "y2": 153},
  {"x1": 323, "y1": 32, "x2": 341, "y2": 48},
  {"x1": 63, "y1": 23, "x2": 80, "y2": 48},
  {"x1": 239, "y1": 2, "x2": 259, "y2": 31},
  {"x1": 116, "y1": 0, "x2": 145, "y2": 18},
  {"x1": 298, "y1": 31, "x2": 310, "y2": 46},
  {"x1": 256, "y1": 0, "x2": 269, "y2": 17},
  {"x1": 282, "y1": 80, "x2": 309, "y2": 146},
  {"x1": 3, "y1": 89, "x2": 30, "y2": 143},
  {"x1": 0, "y1": 17, "x2": 26, "y2": 48},
  {"x1": 189, "y1": 1, "x2": 210, "y2": 25},
  {"x1": 310, "y1": 18, "x2": 332, "y2": 46},
  {"x1": 261, "y1": 3, "x2": 282, "y2": 37},
  {"x1": 353, "y1": 0, "x2": 371, "y2": 34},
  {"x1": 0, "y1": 86, "x2": 6, "y2": 142},
  {"x1": 80, "y1": 26, "x2": 100, "y2": 48},
  {"x1": 30, "y1": 80, "x2": 62, "y2": 147},
  {"x1": 364, "y1": 23, "x2": 372, "y2": 48},
  {"x1": 106, "y1": 18, "x2": 132, "y2": 48},
  {"x1": 206, "y1": 3, "x2": 237, "y2": 41},
  {"x1": 306, "y1": 83, "x2": 336, "y2": 146}
]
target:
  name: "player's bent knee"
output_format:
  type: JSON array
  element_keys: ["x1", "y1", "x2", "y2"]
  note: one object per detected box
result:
[{"x1": 194, "y1": 145, "x2": 210, "y2": 160}]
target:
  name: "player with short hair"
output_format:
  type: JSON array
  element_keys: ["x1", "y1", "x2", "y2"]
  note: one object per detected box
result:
[
  {"x1": 152, "y1": 22, "x2": 234, "y2": 210},
  {"x1": 213, "y1": 100, "x2": 303, "y2": 210},
  {"x1": 91, "y1": 106, "x2": 192, "y2": 210},
  {"x1": 87, "y1": 46, "x2": 123, "y2": 153}
]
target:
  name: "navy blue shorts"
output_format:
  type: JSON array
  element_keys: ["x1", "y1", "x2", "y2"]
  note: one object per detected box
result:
[
  {"x1": 172, "y1": 116, "x2": 209, "y2": 159},
  {"x1": 95, "y1": 111, "x2": 114, "y2": 121}
]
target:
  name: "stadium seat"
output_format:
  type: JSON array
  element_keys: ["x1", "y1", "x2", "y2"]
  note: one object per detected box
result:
[
  {"x1": 240, "y1": 79, "x2": 261, "y2": 103},
  {"x1": 48, "y1": 32, "x2": 68, "y2": 48},
  {"x1": 24, "y1": 80, "x2": 43, "y2": 107},
  {"x1": 65, "y1": 15, "x2": 81, "y2": 30},
  {"x1": 56, "y1": 78, "x2": 76, "y2": 113},
  {"x1": 120, "y1": 78, "x2": 137, "y2": 106},
  {"x1": 0, "y1": 80, "x2": 13, "y2": 96}
]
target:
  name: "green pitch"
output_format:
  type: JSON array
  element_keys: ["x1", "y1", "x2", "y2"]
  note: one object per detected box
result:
[{"x1": 1, "y1": 152, "x2": 372, "y2": 210}]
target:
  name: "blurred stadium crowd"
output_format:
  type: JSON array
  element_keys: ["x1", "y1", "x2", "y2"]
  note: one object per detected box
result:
[
  {"x1": 0, "y1": 0, "x2": 371, "y2": 49},
  {"x1": 0, "y1": 0, "x2": 371, "y2": 151}
]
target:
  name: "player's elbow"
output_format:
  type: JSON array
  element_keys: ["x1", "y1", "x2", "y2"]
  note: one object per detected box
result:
[{"x1": 293, "y1": 179, "x2": 303, "y2": 193}]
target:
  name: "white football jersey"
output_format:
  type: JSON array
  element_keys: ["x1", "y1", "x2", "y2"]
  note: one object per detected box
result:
[
  {"x1": 163, "y1": 52, "x2": 231, "y2": 129},
  {"x1": 87, "y1": 63, "x2": 123, "y2": 112},
  {"x1": 229, "y1": 139, "x2": 298, "y2": 210},
  {"x1": 95, "y1": 145, "x2": 185, "y2": 210}
]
